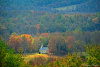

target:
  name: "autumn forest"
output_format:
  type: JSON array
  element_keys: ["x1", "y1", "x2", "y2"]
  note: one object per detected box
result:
[{"x1": 0, "y1": 0, "x2": 100, "y2": 67}]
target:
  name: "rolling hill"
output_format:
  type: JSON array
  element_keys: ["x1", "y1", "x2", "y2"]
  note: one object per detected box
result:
[{"x1": 0, "y1": 0, "x2": 100, "y2": 14}]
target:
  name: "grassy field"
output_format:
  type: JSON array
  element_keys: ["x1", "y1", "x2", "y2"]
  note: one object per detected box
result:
[
  {"x1": 22, "y1": 53, "x2": 66, "y2": 63},
  {"x1": 55, "y1": 5, "x2": 77, "y2": 11},
  {"x1": 22, "y1": 52, "x2": 89, "y2": 63},
  {"x1": 22, "y1": 53, "x2": 49, "y2": 62}
]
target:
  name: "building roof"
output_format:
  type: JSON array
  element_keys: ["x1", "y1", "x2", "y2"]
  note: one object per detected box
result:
[{"x1": 39, "y1": 47, "x2": 48, "y2": 50}]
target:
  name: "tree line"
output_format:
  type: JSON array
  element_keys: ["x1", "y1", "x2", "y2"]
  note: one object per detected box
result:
[{"x1": 6, "y1": 30, "x2": 100, "y2": 55}]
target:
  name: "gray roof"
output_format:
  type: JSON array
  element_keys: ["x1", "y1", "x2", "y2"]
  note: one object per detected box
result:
[{"x1": 39, "y1": 47, "x2": 48, "y2": 50}]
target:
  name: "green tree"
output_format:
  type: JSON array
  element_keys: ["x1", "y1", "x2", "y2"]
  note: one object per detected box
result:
[
  {"x1": 0, "y1": 25, "x2": 6, "y2": 35},
  {"x1": 86, "y1": 44, "x2": 100, "y2": 66},
  {"x1": 0, "y1": 36, "x2": 26, "y2": 67},
  {"x1": 0, "y1": 36, "x2": 8, "y2": 66}
]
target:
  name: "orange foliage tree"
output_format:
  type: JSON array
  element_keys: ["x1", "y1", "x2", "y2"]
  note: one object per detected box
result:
[
  {"x1": 66, "y1": 36, "x2": 76, "y2": 49},
  {"x1": 92, "y1": 17, "x2": 99, "y2": 24},
  {"x1": 7, "y1": 35, "x2": 22, "y2": 52},
  {"x1": 48, "y1": 36, "x2": 66, "y2": 54},
  {"x1": 92, "y1": 17, "x2": 100, "y2": 31},
  {"x1": 31, "y1": 10, "x2": 34, "y2": 14},
  {"x1": 8, "y1": 34, "x2": 34, "y2": 53},
  {"x1": 41, "y1": 33, "x2": 49, "y2": 38},
  {"x1": 48, "y1": 37, "x2": 57, "y2": 54},
  {"x1": 20, "y1": 34, "x2": 34, "y2": 52},
  {"x1": 39, "y1": 33, "x2": 50, "y2": 47}
]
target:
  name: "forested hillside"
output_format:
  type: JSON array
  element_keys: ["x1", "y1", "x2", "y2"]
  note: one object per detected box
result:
[
  {"x1": 0, "y1": 10, "x2": 100, "y2": 54},
  {"x1": 0, "y1": 0, "x2": 100, "y2": 13},
  {"x1": 75, "y1": 0, "x2": 100, "y2": 12},
  {"x1": 0, "y1": 11, "x2": 100, "y2": 35}
]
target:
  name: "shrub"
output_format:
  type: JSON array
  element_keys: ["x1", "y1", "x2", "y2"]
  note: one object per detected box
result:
[{"x1": 29, "y1": 56, "x2": 47, "y2": 66}]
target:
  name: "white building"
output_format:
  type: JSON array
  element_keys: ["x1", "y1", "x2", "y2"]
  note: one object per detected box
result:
[{"x1": 39, "y1": 45, "x2": 48, "y2": 54}]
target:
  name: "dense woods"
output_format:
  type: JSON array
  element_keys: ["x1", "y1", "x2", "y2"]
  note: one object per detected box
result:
[
  {"x1": 0, "y1": 0, "x2": 100, "y2": 67},
  {"x1": 0, "y1": 10, "x2": 100, "y2": 54},
  {"x1": 0, "y1": 11, "x2": 100, "y2": 35}
]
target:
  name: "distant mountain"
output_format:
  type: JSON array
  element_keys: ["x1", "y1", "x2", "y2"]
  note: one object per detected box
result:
[
  {"x1": 0, "y1": 0, "x2": 100, "y2": 13},
  {"x1": 54, "y1": 0, "x2": 100, "y2": 13},
  {"x1": 75, "y1": 0, "x2": 100, "y2": 12}
]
